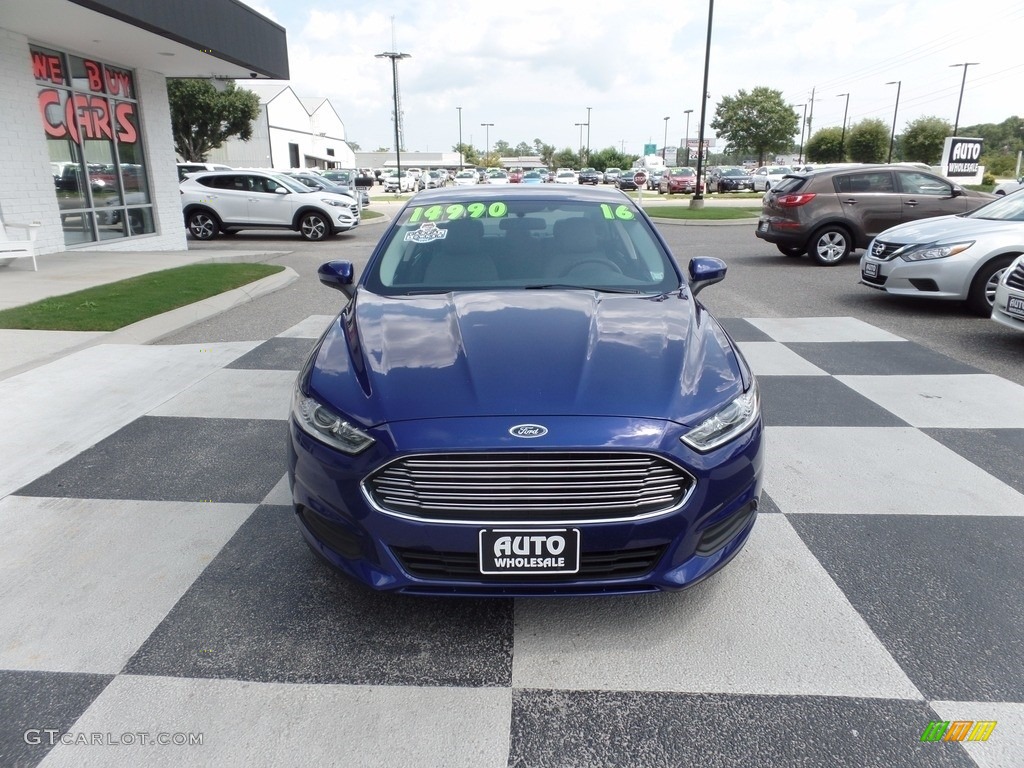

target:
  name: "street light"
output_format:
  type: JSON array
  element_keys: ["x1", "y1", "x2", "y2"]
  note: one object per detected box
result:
[
  {"x1": 574, "y1": 122, "x2": 585, "y2": 164},
  {"x1": 886, "y1": 80, "x2": 901, "y2": 163},
  {"x1": 691, "y1": 0, "x2": 714, "y2": 207},
  {"x1": 683, "y1": 109, "x2": 693, "y2": 162},
  {"x1": 457, "y1": 106, "x2": 463, "y2": 170},
  {"x1": 662, "y1": 116, "x2": 670, "y2": 160},
  {"x1": 792, "y1": 103, "x2": 806, "y2": 164},
  {"x1": 586, "y1": 106, "x2": 592, "y2": 165},
  {"x1": 950, "y1": 62, "x2": 980, "y2": 134},
  {"x1": 837, "y1": 92, "x2": 850, "y2": 157},
  {"x1": 375, "y1": 51, "x2": 410, "y2": 189},
  {"x1": 481, "y1": 122, "x2": 493, "y2": 163}
]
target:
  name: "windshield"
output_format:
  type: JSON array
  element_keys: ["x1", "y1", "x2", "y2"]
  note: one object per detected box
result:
[
  {"x1": 723, "y1": 169, "x2": 747, "y2": 177},
  {"x1": 768, "y1": 167, "x2": 792, "y2": 175},
  {"x1": 966, "y1": 190, "x2": 1024, "y2": 221},
  {"x1": 363, "y1": 197, "x2": 682, "y2": 296}
]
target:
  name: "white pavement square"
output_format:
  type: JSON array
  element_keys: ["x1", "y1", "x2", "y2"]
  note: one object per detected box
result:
[
  {"x1": 275, "y1": 315, "x2": 337, "y2": 339},
  {"x1": 736, "y1": 341, "x2": 829, "y2": 376},
  {"x1": 149, "y1": 368, "x2": 297, "y2": 421},
  {"x1": 746, "y1": 316, "x2": 905, "y2": 343},
  {"x1": 511, "y1": 515, "x2": 921, "y2": 700},
  {"x1": 764, "y1": 427, "x2": 1024, "y2": 516}
]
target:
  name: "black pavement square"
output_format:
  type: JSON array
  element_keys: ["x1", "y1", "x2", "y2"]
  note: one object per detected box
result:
[
  {"x1": 758, "y1": 490, "x2": 782, "y2": 513},
  {"x1": 790, "y1": 514, "x2": 1024, "y2": 702},
  {"x1": 226, "y1": 337, "x2": 316, "y2": 370},
  {"x1": 508, "y1": 690, "x2": 974, "y2": 768},
  {"x1": 924, "y1": 428, "x2": 1024, "y2": 495},
  {"x1": 784, "y1": 341, "x2": 982, "y2": 376},
  {"x1": 716, "y1": 317, "x2": 773, "y2": 342},
  {"x1": 757, "y1": 376, "x2": 909, "y2": 427},
  {"x1": 18, "y1": 417, "x2": 286, "y2": 503},
  {"x1": 0, "y1": 670, "x2": 112, "y2": 768},
  {"x1": 125, "y1": 505, "x2": 513, "y2": 687}
]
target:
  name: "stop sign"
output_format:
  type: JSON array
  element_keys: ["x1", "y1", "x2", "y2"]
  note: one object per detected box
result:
[{"x1": 633, "y1": 171, "x2": 647, "y2": 186}]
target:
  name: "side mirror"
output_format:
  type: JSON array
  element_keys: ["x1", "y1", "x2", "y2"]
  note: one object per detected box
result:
[
  {"x1": 951, "y1": 186, "x2": 964, "y2": 197},
  {"x1": 274, "y1": 187, "x2": 289, "y2": 195},
  {"x1": 318, "y1": 260, "x2": 355, "y2": 298},
  {"x1": 688, "y1": 257, "x2": 727, "y2": 297}
]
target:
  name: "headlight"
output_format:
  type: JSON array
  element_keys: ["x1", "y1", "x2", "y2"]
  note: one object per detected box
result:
[
  {"x1": 900, "y1": 241, "x2": 974, "y2": 261},
  {"x1": 321, "y1": 198, "x2": 351, "y2": 208},
  {"x1": 292, "y1": 390, "x2": 374, "y2": 454},
  {"x1": 681, "y1": 381, "x2": 760, "y2": 453}
]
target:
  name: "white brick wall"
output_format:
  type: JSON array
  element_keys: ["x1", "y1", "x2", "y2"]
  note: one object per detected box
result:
[{"x1": 0, "y1": 28, "x2": 187, "y2": 254}]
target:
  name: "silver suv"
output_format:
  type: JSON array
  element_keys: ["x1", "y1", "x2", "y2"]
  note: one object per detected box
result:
[
  {"x1": 755, "y1": 164, "x2": 994, "y2": 265},
  {"x1": 180, "y1": 170, "x2": 359, "y2": 241}
]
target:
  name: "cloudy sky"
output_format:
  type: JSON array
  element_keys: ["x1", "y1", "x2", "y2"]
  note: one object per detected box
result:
[{"x1": 240, "y1": 0, "x2": 1024, "y2": 156}]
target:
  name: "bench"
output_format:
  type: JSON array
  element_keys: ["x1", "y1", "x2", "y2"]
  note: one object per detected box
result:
[{"x1": 0, "y1": 219, "x2": 40, "y2": 271}]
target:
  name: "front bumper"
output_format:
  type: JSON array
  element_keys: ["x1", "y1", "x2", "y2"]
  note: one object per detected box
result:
[
  {"x1": 288, "y1": 415, "x2": 764, "y2": 596},
  {"x1": 992, "y1": 281, "x2": 1024, "y2": 331},
  {"x1": 859, "y1": 245, "x2": 977, "y2": 301}
]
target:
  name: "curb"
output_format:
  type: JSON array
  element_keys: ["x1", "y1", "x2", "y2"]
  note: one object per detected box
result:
[{"x1": 0, "y1": 266, "x2": 299, "y2": 380}]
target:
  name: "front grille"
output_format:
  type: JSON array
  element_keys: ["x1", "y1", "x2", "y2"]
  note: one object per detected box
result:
[
  {"x1": 869, "y1": 241, "x2": 904, "y2": 261},
  {"x1": 393, "y1": 545, "x2": 666, "y2": 581},
  {"x1": 1007, "y1": 262, "x2": 1024, "y2": 291},
  {"x1": 364, "y1": 452, "x2": 695, "y2": 523},
  {"x1": 349, "y1": 203, "x2": 359, "y2": 217}
]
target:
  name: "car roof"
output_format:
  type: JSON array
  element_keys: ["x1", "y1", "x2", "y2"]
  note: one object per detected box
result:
[{"x1": 406, "y1": 185, "x2": 637, "y2": 203}]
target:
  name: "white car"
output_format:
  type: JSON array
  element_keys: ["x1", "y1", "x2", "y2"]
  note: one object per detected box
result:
[
  {"x1": 452, "y1": 169, "x2": 478, "y2": 186},
  {"x1": 993, "y1": 253, "x2": 1024, "y2": 331},
  {"x1": 485, "y1": 170, "x2": 510, "y2": 185},
  {"x1": 994, "y1": 176, "x2": 1024, "y2": 196},
  {"x1": 751, "y1": 166, "x2": 793, "y2": 192},
  {"x1": 860, "y1": 189, "x2": 1024, "y2": 316},
  {"x1": 383, "y1": 171, "x2": 416, "y2": 193},
  {"x1": 180, "y1": 170, "x2": 359, "y2": 241},
  {"x1": 554, "y1": 170, "x2": 578, "y2": 185}
]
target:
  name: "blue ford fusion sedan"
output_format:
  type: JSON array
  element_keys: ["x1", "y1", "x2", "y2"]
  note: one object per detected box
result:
[{"x1": 288, "y1": 185, "x2": 764, "y2": 596}]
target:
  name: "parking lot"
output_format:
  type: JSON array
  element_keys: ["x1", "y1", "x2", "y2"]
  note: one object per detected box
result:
[{"x1": 2, "y1": 217, "x2": 1022, "y2": 767}]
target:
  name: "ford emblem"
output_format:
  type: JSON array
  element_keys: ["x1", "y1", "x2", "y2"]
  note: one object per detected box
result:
[
  {"x1": 872, "y1": 242, "x2": 886, "y2": 257},
  {"x1": 509, "y1": 424, "x2": 548, "y2": 438}
]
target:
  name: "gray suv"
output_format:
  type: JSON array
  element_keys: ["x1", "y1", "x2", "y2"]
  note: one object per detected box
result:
[{"x1": 755, "y1": 165, "x2": 994, "y2": 265}]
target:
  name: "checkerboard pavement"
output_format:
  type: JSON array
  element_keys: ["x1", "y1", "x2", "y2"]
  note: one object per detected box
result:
[{"x1": 1, "y1": 315, "x2": 1022, "y2": 768}]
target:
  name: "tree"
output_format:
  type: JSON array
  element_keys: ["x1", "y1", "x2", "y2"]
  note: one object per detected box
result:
[
  {"x1": 167, "y1": 79, "x2": 261, "y2": 161},
  {"x1": 453, "y1": 143, "x2": 480, "y2": 166},
  {"x1": 588, "y1": 147, "x2": 638, "y2": 172},
  {"x1": 805, "y1": 127, "x2": 845, "y2": 163},
  {"x1": 710, "y1": 87, "x2": 799, "y2": 166},
  {"x1": 514, "y1": 141, "x2": 533, "y2": 157},
  {"x1": 348, "y1": 141, "x2": 361, "y2": 151},
  {"x1": 533, "y1": 139, "x2": 556, "y2": 166},
  {"x1": 552, "y1": 147, "x2": 581, "y2": 169},
  {"x1": 493, "y1": 139, "x2": 512, "y2": 157},
  {"x1": 899, "y1": 117, "x2": 951, "y2": 164},
  {"x1": 846, "y1": 119, "x2": 889, "y2": 163}
]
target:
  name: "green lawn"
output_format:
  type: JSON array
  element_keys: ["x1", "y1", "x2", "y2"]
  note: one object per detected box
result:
[
  {"x1": 645, "y1": 207, "x2": 759, "y2": 220},
  {"x1": 361, "y1": 209, "x2": 384, "y2": 219},
  {"x1": 0, "y1": 262, "x2": 284, "y2": 332}
]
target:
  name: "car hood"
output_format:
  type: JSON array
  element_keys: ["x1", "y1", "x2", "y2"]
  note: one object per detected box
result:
[
  {"x1": 308, "y1": 290, "x2": 743, "y2": 428},
  {"x1": 876, "y1": 214, "x2": 1024, "y2": 244}
]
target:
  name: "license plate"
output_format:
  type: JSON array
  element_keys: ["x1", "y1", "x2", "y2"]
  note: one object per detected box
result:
[
  {"x1": 758, "y1": 220, "x2": 769, "y2": 233},
  {"x1": 479, "y1": 528, "x2": 580, "y2": 575},
  {"x1": 1008, "y1": 295, "x2": 1024, "y2": 319},
  {"x1": 863, "y1": 261, "x2": 879, "y2": 278}
]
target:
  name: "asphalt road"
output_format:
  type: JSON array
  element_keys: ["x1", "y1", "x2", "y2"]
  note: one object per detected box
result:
[{"x1": 166, "y1": 214, "x2": 1024, "y2": 386}]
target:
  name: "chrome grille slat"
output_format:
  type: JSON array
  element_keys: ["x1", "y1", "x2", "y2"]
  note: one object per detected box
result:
[
  {"x1": 364, "y1": 452, "x2": 695, "y2": 523},
  {"x1": 1007, "y1": 263, "x2": 1024, "y2": 291}
]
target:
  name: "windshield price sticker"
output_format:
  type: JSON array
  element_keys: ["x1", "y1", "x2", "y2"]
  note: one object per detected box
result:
[
  {"x1": 599, "y1": 203, "x2": 635, "y2": 221},
  {"x1": 408, "y1": 202, "x2": 508, "y2": 223}
]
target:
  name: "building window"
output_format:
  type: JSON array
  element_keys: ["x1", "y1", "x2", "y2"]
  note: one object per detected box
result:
[
  {"x1": 289, "y1": 143, "x2": 300, "y2": 168},
  {"x1": 32, "y1": 45, "x2": 154, "y2": 246}
]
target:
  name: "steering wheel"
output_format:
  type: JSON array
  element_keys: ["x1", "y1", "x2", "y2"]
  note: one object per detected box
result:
[{"x1": 560, "y1": 259, "x2": 624, "y2": 277}]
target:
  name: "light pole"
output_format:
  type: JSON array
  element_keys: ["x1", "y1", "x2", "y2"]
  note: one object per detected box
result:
[
  {"x1": 683, "y1": 109, "x2": 693, "y2": 163},
  {"x1": 574, "y1": 122, "x2": 585, "y2": 165},
  {"x1": 662, "y1": 116, "x2": 670, "y2": 160},
  {"x1": 950, "y1": 62, "x2": 979, "y2": 134},
  {"x1": 375, "y1": 51, "x2": 410, "y2": 189},
  {"x1": 886, "y1": 80, "x2": 901, "y2": 163},
  {"x1": 791, "y1": 103, "x2": 806, "y2": 163},
  {"x1": 457, "y1": 106, "x2": 463, "y2": 170},
  {"x1": 481, "y1": 122, "x2": 493, "y2": 164},
  {"x1": 837, "y1": 92, "x2": 849, "y2": 158},
  {"x1": 586, "y1": 106, "x2": 592, "y2": 165},
  {"x1": 691, "y1": 0, "x2": 714, "y2": 208}
]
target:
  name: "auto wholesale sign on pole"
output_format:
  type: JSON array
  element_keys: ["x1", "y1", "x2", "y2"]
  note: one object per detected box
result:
[{"x1": 942, "y1": 137, "x2": 984, "y2": 183}]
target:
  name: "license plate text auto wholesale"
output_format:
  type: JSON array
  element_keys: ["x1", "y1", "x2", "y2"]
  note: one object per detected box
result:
[
  {"x1": 1008, "y1": 295, "x2": 1024, "y2": 319},
  {"x1": 863, "y1": 262, "x2": 879, "y2": 278},
  {"x1": 479, "y1": 529, "x2": 581, "y2": 575},
  {"x1": 758, "y1": 220, "x2": 769, "y2": 233}
]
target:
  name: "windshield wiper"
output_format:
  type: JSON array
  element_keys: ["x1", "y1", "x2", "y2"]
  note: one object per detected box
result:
[{"x1": 525, "y1": 284, "x2": 642, "y2": 294}]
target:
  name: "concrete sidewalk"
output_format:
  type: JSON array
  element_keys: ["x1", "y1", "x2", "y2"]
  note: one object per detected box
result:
[{"x1": 0, "y1": 248, "x2": 296, "y2": 380}]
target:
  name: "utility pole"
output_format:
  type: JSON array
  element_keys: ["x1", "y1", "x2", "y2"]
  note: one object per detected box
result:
[
  {"x1": 837, "y1": 92, "x2": 850, "y2": 158},
  {"x1": 806, "y1": 86, "x2": 816, "y2": 144},
  {"x1": 950, "y1": 62, "x2": 980, "y2": 134},
  {"x1": 586, "y1": 106, "x2": 592, "y2": 166}
]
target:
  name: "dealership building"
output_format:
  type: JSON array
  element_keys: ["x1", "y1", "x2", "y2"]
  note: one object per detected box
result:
[{"x1": 0, "y1": 0, "x2": 289, "y2": 255}]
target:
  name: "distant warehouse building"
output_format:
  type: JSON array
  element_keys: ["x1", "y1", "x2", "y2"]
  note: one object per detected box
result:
[{"x1": 0, "y1": 0, "x2": 289, "y2": 254}]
